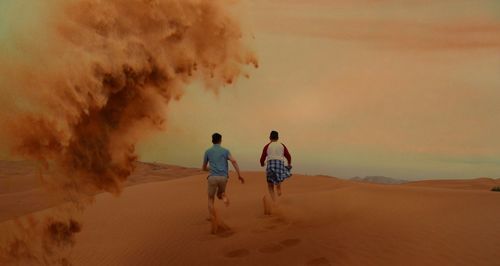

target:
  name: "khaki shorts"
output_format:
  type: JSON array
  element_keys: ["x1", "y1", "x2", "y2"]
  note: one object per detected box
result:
[{"x1": 207, "y1": 175, "x2": 228, "y2": 198}]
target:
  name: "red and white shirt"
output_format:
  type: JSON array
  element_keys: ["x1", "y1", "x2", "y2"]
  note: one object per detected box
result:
[{"x1": 260, "y1": 141, "x2": 292, "y2": 166}]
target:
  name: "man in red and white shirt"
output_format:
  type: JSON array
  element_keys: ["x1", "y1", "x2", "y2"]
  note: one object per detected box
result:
[{"x1": 260, "y1": 130, "x2": 292, "y2": 202}]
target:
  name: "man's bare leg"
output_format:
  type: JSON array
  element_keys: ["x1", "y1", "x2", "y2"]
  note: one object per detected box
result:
[
  {"x1": 276, "y1": 183, "x2": 282, "y2": 197},
  {"x1": 267, "y1": 182, "x2": 276, "y2": 202},
  {"x1": 208, "y1": 196, "x2": 218, "y2": 233},
  {"x1": 208, "y1": 196, "x2": 216, "y2": 220},
  {"x1": 218, "y1": 192, "x2": 230, "y2": 207}
]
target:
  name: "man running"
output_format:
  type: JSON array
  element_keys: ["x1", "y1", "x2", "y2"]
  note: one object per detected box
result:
[
  {"x1": 260, "y1": 130, "x2": 292, "y2": 201},
  {"x1": 202, "y1": 133, "x2": 244, "y2": 222}
]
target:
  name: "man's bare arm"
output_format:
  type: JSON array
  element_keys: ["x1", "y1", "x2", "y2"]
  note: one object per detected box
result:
[
  {"x1": 202, "y1": 161, "x2": 209, "y2": 171},
  {"x1": 228, "y1": 155, "x2": 245, "y2": 184}
]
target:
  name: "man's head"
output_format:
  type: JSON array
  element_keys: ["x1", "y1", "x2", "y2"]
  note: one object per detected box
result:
[
  {"x1": 212, "y1": 133, "x2": 222, "y2": 144},
  {"x1": 269, "y1": 130, "x2": 279, "y2": 141}
]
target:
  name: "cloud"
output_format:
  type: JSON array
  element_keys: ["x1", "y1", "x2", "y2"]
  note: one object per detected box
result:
[
  {"x1": 257, "y1": 16, "x2": 500, "y2": 51},
  {"x1": 251, "y1": 0, "x2": 500, "y2": 51}
]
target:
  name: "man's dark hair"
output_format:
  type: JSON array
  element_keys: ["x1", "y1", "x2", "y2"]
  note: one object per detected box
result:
[
  {"x1": 270, "y1": 130, "x2": 279, "y2": 141},
  {"x1": 212, "y1": 133, "x2": 222, "y2": 144}
]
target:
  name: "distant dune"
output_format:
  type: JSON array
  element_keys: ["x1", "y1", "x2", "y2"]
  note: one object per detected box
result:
[
  {"x1": 1, "y1": 161, "x2": 500, "y2": 265},
  {"x1": 405, "y1": 177, "x2": 500, "y2": 191},
  {"x1": 350, "y1": 176, "x2": 408, "y2": 185}
]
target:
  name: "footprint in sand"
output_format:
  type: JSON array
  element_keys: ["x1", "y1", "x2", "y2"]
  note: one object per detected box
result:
[
  {"x1": 216, "y1": 230, "x2": 234, "y2": 238},
  {"x1": 258, "y1": 244, "x2": 284, "y2": 254},
  {"x1": 258, "y1": 238, "x2": 302, "y2": 254},
  {"x1": 264, "y1": 224, "x2": 278, "y2": 230},
  {"x1": 280, "y1": 238, "x2": 301, "y2": 247},
  {"x1": 306, "y1": 257, "x2": 331, "y2": 266},
  {"x1": 225, "y1": 249, "x2": 250, "y2": 258},
  {"x1": 252, "y1": 217, "x2": 288, "y2": 234}
]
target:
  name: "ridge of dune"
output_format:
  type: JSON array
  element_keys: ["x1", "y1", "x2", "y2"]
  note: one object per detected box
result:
[
  {"x1": 405, "y1": 177, "x2": 500, "y2": 191},
  {"x1": 350, "y1": 175, "x2": 408, "y2": 185},
  {"x1": 0, "y1": 160, "x2": 202, "y2": 222}
]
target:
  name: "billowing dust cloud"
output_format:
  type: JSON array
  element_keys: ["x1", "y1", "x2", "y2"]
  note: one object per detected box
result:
[{"x1": 0, "y1": 0, "x2": 257, "y2": 264}]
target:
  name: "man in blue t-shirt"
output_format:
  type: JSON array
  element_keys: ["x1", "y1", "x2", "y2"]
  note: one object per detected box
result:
[{"x1": 202, "y1": 133, "x2": 244, "y2": 222}]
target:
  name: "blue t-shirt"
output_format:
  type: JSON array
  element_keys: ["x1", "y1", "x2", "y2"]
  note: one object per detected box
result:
[{"x1": 204, "y1": 144, "x2": 231, "y2": 177}]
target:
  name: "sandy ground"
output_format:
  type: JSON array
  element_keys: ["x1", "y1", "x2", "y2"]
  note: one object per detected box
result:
[
  {"x1": 0, "y1": 161, "x2": 203, "y2": 222},
  {"x1": 1, "y1": 162, "x2": 500, "y2": 265}
]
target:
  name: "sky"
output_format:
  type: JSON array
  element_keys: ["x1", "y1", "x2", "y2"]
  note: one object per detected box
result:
[{"x1": 1, "y1": 0, "x2": 500, "y2": 180}]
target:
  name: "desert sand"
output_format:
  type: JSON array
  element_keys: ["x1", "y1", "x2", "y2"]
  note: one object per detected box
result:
[
  {"x1": 0, "y1": 161, "x2": 203, "y2": 223},
  {"x1": 1, "y1": 162, "x2": 500, "y2": 265}
]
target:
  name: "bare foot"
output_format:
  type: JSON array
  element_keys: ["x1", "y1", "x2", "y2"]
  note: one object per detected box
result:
[
  {"x1": 210, "y1": 214, "x2": 232, "y2": 235},
  {"x1": 222, "y1": 195, "x2": 230, "y2": 207},
  {"x1": 210, "y1": 210, "x2": 218, "y2": 234}
]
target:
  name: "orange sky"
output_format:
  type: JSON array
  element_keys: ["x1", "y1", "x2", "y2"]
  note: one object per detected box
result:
[
  {"x1": 1, "y1": 0, "x2": 500, "y2": 179},
  {"x1": 136, "y1": 0, "x2": 500, "y2": 179}
]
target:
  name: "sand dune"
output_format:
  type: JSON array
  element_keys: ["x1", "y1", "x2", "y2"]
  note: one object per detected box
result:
[
  {"x1": 406, "y1": 177, "x2": 500, "y2": 191},
  {"x1": 1, "y1": 165, "x2": 500, "y2": 265},
  {"x1": 0, "y1": 161, "x2": 203, "y2": 222},
  {"x1": 70, "y1": 173, "x2": 500, "y2": 266},
  {"x1": 350, "y1": 176, "x2": 408, "y2": 185}
]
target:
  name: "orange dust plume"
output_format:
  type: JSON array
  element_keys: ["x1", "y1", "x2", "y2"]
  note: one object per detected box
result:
[
  {"x1": 1, "y1": 0, "x2": 257, "y2": 194},
  {"x1": 0, "y1": 215, "x2": 82, "y2": 265},
  {"x1": 0, "y1": 0, "x2": 257, "y2": 264}
]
